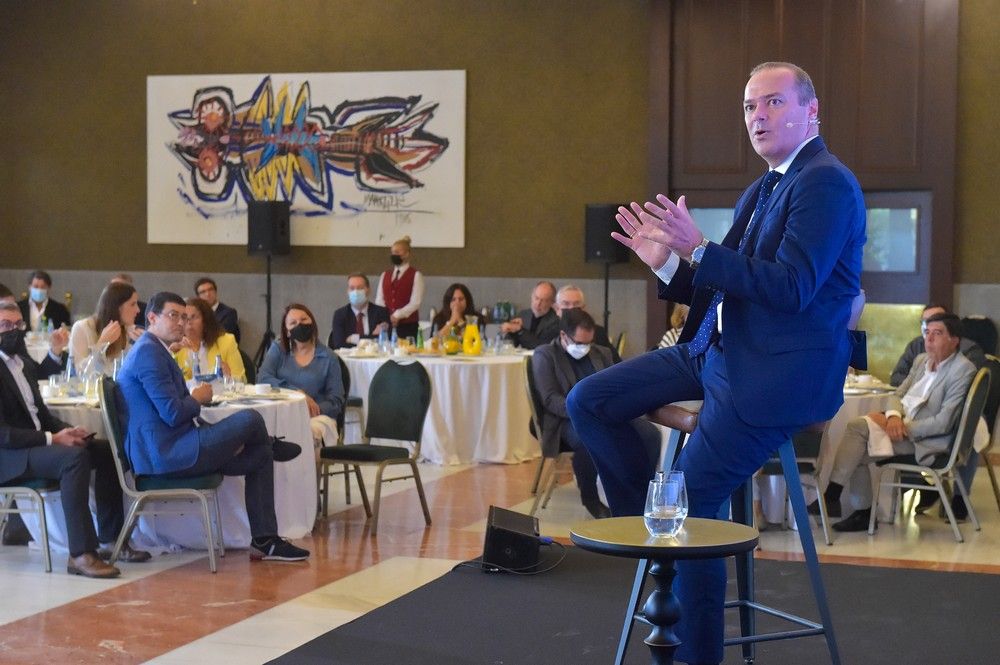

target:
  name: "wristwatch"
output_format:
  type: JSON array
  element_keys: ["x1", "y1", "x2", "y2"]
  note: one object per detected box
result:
[{"x1": 688, "y1": 238, "x2": 710, "y2": 270}]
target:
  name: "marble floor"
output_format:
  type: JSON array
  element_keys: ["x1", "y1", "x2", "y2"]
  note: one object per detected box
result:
[{"x1": 0, "y1": 459, "x2": 998, "y2": 664}]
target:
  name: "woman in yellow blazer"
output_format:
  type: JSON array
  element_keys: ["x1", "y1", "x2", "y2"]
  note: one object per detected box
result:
[{"x1": 172, "y1": 297, "x2": 246, "y2": 381}]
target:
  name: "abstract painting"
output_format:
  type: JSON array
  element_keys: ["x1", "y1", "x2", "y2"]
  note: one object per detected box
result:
[{"x1": 147, "y1": 70, "x2": 465, "y2": 247}]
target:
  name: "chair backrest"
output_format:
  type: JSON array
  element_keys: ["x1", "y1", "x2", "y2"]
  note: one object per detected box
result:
[
  {"x1": 943, "y1": 367, "x2": 991, "y2": 471},
  {"x1": 523, "y1": 356, "x2": 545, "y2": 441},
  {"x1": 335, "y1": 352, "x2": 352, "y2": 430},
  {"x1": 98, "y1": 376, "x2": 138, "y2": 494},
  {"x1": 615, "y1": 332, "x2": 626, "y2": 358},
  {"x1": 961, "y1": 316, "x2": 998, "y2": 356},
  {"x1": 239, "y1": 348, "x2": 257, "y2": 384},
  {"x1": 982, "y1": 355, "x2": 1000, "y2": 437},
  {"x1": 365, "y1": 360, "x2": 431, "y2": 447}
]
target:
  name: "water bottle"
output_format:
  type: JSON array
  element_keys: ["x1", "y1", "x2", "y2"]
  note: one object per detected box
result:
[
  {"x1": 192, "y1": 354, "x2": 201, "y2": 378},
  {"x1": 415, "y1": 326, "x2": 424, "y2": 350},
  {"x1": 390, "y1": 327, "x2": 399, "y2": 349},
  {"x1": 378, "y1": 327, "x2": 389, "y2": 354},
  {"x1": 214, "y1": 354, "x2": 224, "y2": 379},
  {"x1": 65, "y1": 355, "x2": 79, "y2": 396}
]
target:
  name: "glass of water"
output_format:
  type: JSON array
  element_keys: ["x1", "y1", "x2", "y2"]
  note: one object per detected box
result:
[{"x1": 644, "y1": 470, "x2": 688, "y2": 538}]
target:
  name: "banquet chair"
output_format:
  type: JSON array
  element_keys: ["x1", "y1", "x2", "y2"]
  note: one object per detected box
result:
[
  {"x1": 869, "y1": 367, "x2": 991, "y2": 542},
  {"x1": 0, "y1": 480, "x2": 57, "y2": 572},
  {"x1": 980, "y1": 355, "x2": 1000, "y2": 513},
  {"x1": 239, "y1": 348, "x2": 257, "y2": 384},
  {"x1": 615, "y1": 332, "x2": 626, "y2": 359},
  {"x1": 99, "y1": 377, "x2": 226, "y2": 572},
  {"x1": 524, "y1": 356, "x2": 574, "y2": 516},
  {"x1": 317, "y1": 355, "x2": 360, "y2": 515},
  {"x1": 318, "y1": 360, "x2": 432, "y2": 533}
]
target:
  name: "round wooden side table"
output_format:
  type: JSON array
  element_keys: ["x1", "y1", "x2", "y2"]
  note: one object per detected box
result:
[{"x1": 571, "y1": 516, "x2": 759, "y2": 665}]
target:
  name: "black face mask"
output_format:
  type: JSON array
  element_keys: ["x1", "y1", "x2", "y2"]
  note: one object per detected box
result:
[
  {"x1": 0, "y1": 329, "x2": 27, "y2": 357},
  {"x1": 390, "y1": 254, "x2": 404, "y2": 266},
  {"x1": 289, "y1": 323, "x2": 315, "y2": 343}
]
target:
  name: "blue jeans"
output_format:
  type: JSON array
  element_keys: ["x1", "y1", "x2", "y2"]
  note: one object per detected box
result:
[
  {"x1": 567, "y1": 343, "x2": 796, "y2": 665},
  {"x1": 166, "y1": 409, "x2": 278, "y2": 539}
]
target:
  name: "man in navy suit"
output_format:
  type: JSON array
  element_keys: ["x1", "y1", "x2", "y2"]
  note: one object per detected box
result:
[
  {"x1": 567, "y1": 62, "x2": 865, "y2": 664},
  {"x1": 194, "y1": 277, "x2": 240, "y2": 343},
  {"x1": 117, "y1": 292, "x2": 308, "y2": 562},
  {"x1": 328, "y1": 273, "x2": 391, "y2": 349},
  {"x1": 17, "y1": 270, "x2": 71, "y2": 331}
]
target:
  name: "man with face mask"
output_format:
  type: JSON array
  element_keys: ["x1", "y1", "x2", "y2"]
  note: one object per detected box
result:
[
  {"x1": 117, "y1": 292, "x2": 310, "y2": 562},
  {"x1": 17, "y1": 270, "x2": 71, "y2": 331},
  {"x1": 531, "y1": 308, "x2": 660, "y2": 518},
  {"x1": 0, "y1": 302, "x2": 144, "y2": 577},
  {"x1": 328, "y1": 274, "x2": 391, "y2": 349}
]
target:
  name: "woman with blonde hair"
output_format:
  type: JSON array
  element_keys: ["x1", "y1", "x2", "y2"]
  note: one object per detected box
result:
[{"x1": 374, "y1": 235, "x2": 425, "y2": 339}]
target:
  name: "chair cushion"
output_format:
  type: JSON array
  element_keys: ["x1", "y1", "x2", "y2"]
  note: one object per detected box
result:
[
  {"x1": 135, "y1": 474, "x2": 224, "y2": 491},
  {"x1": 320, "y1": 444, "x2": 410, "y2": 463},
  {"x1": 346, "y1": 396, "x2": 364, "y2": 408},
  {"x1": 0, "y1": 478, "x2": 60, "y2": 491}
]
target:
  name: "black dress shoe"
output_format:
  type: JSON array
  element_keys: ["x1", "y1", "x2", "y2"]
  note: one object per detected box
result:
[
  {"x1": 806, "y1": 499, "x2": 841, "y2": 518},
  {"x1": 950, "y1": 496, "x2": 969, "y2": 521},
  {"x1": 98, "y1": 544, "x2": 153, "y2": 563},
  {"x1": 1, "y1": 513, "x2": 32, "y2": 546},
  {"x1": 832, "y1": 509, "x2": 873, "y2": 532},
  {"x1": 914, "y1": 489, "x2": 940, "y2": 514},
  {"x1": 271, "y1": 437, "x2": 302, "y2": 462},
  {"x1": 582, "y1": 500, "x2": 612, "y2": 519}
]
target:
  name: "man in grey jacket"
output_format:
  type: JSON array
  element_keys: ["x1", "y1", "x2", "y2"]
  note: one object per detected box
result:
[
  {"x1": 815, "y1": 313, "x2": 976, "y2": 531},
  {"x1": 889, "y1": 304, "x2": 985, "y2": 386}
]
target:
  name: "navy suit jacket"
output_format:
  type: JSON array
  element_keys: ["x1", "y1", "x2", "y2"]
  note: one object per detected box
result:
[
  {"x1": 328, "y1": 302, "x2": 391, "y2": 349},
  {"x1": 117, "y1": 332, "x2": 202, "y2": 475},
  {"x1": 661, "y1": 137, "x2": 865, "y2": 428},
  {"x1": 214, "y1": 302, "x2": 240, "y2": 344}
]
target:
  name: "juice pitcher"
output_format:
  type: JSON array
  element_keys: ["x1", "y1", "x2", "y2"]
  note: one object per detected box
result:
[{"x1": 462, "y1": 315, "x2": 482, "y2": 355}]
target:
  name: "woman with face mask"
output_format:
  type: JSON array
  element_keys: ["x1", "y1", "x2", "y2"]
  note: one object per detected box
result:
[
  {"x1": 259, "y1": 303, "x2": 345, "y2": 456},
  {"x1": 171, "y1": 298, "x2": 245, "y2": 382},
  {"x1": 68, "y1": 282, "x2": 142, "y2": 374},
  {"x1": 373, "y1": 235, "x2": 425, "y2": 340}
]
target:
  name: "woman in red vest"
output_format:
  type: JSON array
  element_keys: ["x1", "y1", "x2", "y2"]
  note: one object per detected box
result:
[{"x1": 374, "y1": 235, "x2": 425, "y2": 339}]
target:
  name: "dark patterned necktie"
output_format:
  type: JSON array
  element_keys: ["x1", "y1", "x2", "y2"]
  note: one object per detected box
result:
[
  {"x1": 355, "y1": 312, "x2": 365, "y2": 336},
  {"x1": 687, "y1": 171, "x2": 783, "y2": 356}
]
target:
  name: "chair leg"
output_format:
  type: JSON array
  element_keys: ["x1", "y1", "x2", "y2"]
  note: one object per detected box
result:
[
  {"x1": 343, "y1": 463, "x2": 352, "y2": 504},
  {"x1": 409, "y1": 460, "x2": 432, "y2": 526},
  {"x1": 112, "y1": 497, "x2": 143, "y2": 564},
  {"x1": 370, "y1": 462, "x2": 390, "y2": 532},
  {"x1": 953, "y1": 475, "x2": 980, "y2": 531},
  {"x1": 986, "y1": 462, "x2": 1000, "y2": 513},
  {"x1": 933, "y1": 472, "x2": 964, "y2": 542},
  {"x1": 197, "y1": 493, "x2": 217, "y2": 573},
  {"x1": 529, "y1": 458, "x2": 554, "y2": 516},
  {"x1": 780, "y1": 439, "x2": 841, "y2": 665},
  {"x1": 815, "y1": 490, "x2": 833, "y2": 546},
  {"x1": 30, "y1": 491, "x2": 52, "y2": 573},
  {"x1": 354, "y1": 466, "x2": 372, "y2": 517},
  {"x1": 213, "y1": 491, "x2": 225, "y2": 558},
  {"x1": 539, "y1": 456, "x2": 563, "y2": 510},
  {"x1": 731, "y1": 479, "x2": 755, "y2": 665},
  {"x1": 321, "y1": 462, "x2": 330, "y2": 517},
  {"x1": 868, "y1": 468, "x2": 882, "y2": 535}
]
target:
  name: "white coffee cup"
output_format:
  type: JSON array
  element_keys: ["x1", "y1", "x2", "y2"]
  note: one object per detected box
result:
[
  {"x1": 253, "y1": 383, "x2": 272, "y2": 395},
  {"x1": 40, "y1": 385, "x2": 54, "y2": 399}
]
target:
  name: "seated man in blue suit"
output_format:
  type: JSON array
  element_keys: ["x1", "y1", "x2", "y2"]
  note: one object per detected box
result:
[
  {"x1": 567, "y1": 62, "x2": 865, "y2": 665},
  {"x1": 328, "y1": 273, "x2": 391, "y2": 349},
  {"x1": 117, "y1": 292, "x2": 309, "y2": 562}
]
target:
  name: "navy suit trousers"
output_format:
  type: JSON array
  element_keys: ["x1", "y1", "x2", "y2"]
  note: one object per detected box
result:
[{"x1": 567, "y1": 342, "x2": 796, "y2": 665}]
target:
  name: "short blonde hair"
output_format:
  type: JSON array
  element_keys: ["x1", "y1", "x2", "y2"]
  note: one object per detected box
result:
[{"x1": 393, "y1": 235, "x2": 412, "y2": 251}]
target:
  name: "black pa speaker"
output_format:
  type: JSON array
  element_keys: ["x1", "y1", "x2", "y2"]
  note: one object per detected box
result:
[
  {"x1": 585, "y1": 203, "x2": 629, "y2": 264},
  {"x1": 482, "y1": 505, "x2": 540, "y2": 573},
  {"x1": 248, "y1": 200, "x2": 291, "y2": 256}
]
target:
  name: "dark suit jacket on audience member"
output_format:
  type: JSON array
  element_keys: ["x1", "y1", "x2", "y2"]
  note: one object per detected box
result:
[
  {"x1": 214, "y1": 302, "x2": 240, "y2": 343},
  {"x1": 593, "y1": 324, "x2": 621, "y2": 363},
  {"x1": 17, "y1": 298, "x2": 71, "y2": 330},
  {"x1": 532, "y1": 339, "x2": 614, "y2": 458},
  {"x1": 328, "y1": 303, "x2": 391, "y2": 349},
  {"x1": 0, "y1": 353, "x2": 71, "y2": 483},
  {"x1": 510, "y1": 309, "x2": 559, "y2": 350}
]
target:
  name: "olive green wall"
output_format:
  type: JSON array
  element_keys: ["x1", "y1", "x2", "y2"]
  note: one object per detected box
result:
[
  {"x1": 956, "y1": 0, "x2": 1000, "y2": 283},
  {"x1": 0, "y1": 0, "x2": 649, "y2": 280}
]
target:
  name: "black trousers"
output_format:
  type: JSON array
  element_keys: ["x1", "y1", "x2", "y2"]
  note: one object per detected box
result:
[{"x1": 16, "y1": 440, "x2": 124, "y2": 557}]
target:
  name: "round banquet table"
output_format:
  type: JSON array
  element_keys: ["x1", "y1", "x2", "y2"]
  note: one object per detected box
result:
[
  {"x1": 21, "y1": 390, "x2": 315, "y2": 553},
  {"x1": 337, "y1": 351, "x2": 539, "y2": 465}
]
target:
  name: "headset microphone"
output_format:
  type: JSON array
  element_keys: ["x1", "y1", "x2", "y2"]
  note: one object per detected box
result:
[{"x1": 785, "y1": 118, "x2": 821, "y2": 128}]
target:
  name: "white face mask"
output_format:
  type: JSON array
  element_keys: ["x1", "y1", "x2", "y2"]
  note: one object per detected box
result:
[{"x1": 566, "y1": 343, "x2": 591, "y2": 360}]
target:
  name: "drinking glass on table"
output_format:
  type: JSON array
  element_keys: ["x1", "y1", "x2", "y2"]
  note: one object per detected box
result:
[{"x1": 644, "y1": 470, "x2": 688, "y2": 538}]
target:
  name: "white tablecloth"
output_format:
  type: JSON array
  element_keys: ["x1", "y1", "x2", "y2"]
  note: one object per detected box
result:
[
  {"x1": 21, "y1": 391, "x2": 315, "y2": 553},
  {"x1": 338, "y1": 352, "x2": 539, "y2": 465}
]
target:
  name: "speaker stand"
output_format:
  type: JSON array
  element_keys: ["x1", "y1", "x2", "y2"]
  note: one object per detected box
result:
[
  {"x1": 253, "y1": 253, "x2": 276, "y2": 367},
  {"x1": 602, "y1": 261, "x2": 612, "y2": 332}
]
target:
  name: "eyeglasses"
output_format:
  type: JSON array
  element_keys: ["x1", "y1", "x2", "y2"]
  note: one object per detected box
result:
[
  {"x1": 0, "y1": 320, "x2": 28, "y2": 333},
  {"x1": 161, "y1": 311, "x2": 190, "y2": 323}
]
